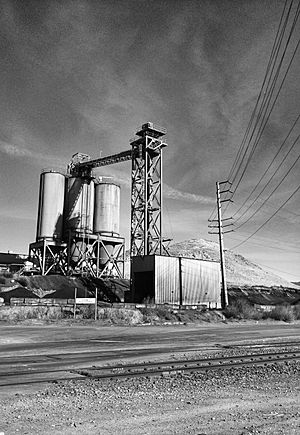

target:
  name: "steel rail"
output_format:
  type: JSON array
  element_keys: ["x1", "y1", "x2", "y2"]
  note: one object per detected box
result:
[
  {"x1": 0, "y1": 350, "x2": 299, "y2": 387},
  {"x1": 76, "y1": 350, "x2": 300, "y2": 378}
]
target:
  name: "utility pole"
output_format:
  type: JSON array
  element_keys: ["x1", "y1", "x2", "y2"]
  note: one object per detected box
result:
[{"x1": 208, "y1": 181, "x2": 234, "y2": 309}]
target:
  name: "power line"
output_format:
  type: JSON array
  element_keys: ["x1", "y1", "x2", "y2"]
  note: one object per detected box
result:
[
  {"x1": 227, "y1": 0, "x2": 292, "y2": 183},
  {"x1": 228, "y1": 235, "x2": 300, "y2": 253},
  {"x1": 228, "y1": 0, "x2": 298, "y2": 189},
  {"x1": 222, "y1": 4, "x2": 300, "y2": 222},
  {"x1": 236, "y1": 151, "x2": 300, "y2": 230},
  {"x1": 253, "y1": 201, "x2": 300, "y2": 222},
  {"x1": 208, "y1": 0, "x2": 292, "y2": 222},
  {"x1": 237, "y1": 231, "x2": 300, "y2": 248},
  {"x1": 229, "y1": 15, "x2": 300, "y2": 199},
  {"x1": 225, "y1": 9, "x2": 300, "y2": 225},
  {"x1": 235, "y1": 133, "x2": 300, "y2": 225},
  {"x1": 209, "y1": 1, "x2": 300, "y2": 223},
  {"x1": 223, "y1": 33, "x2": 300, "y2": 220},
  {"x1": 229, "y1": 183, "x2": 300, "y2": 250},
  {"x1": 232, "y1": 113, "x2": 300, "y2": 219}
]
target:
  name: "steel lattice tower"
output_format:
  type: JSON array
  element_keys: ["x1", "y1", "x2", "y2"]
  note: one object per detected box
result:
[{"x1": 130, "y1": 123, "x2": 167, "y2": 256}]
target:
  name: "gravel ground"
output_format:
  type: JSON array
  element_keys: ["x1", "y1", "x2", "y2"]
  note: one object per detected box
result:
[{"x1": 1, "y1": 346, "x2": 300, "y2": 435}]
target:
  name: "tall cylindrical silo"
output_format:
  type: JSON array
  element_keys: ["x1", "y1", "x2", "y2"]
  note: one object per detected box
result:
[
  {"x1": 64, "y1": 177, "x2": 94, "y2": 235},
  {"x1": 93, "y1": 182, "x2": 120, "y2": 236},
  {"x1": 93, "y1": 182, "x2": 121, "y2": 267},
  {"x1": 36, "y1": 170, "x2": 66, "y2": 242}
]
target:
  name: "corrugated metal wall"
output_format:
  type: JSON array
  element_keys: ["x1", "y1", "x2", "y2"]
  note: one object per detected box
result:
[
  {"x1": 131, "y1": 255, "x2": 221, "y2": 307},
  {"x1": 155, "y1": 256, "x2": 180, "y2": 304},
  {"x1": 181, "y1": 258, "x2": 221, "y2": 305}
]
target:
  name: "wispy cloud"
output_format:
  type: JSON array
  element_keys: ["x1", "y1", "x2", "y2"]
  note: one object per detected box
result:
[
  {"x1": 0, "y1": 141, "x2": 29, "y2": 157},
  {"x1": 0, "y1": 139, "x2": 66, "y2": 170},
  {"x1": 164, "y1": 185, "x2": 214, "y2": 205},
  {"x1": 95, "y1": 167, "x2": 214, "y2": 205}
]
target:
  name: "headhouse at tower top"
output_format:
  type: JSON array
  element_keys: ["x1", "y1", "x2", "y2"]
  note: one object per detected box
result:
[{"x1": 135, "y1": 122, "x2": 167, "y2": 139}]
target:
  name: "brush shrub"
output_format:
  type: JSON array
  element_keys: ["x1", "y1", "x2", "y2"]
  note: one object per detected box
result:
[
  {"x1": 223, "y1": 299, "x2": 262, "y2": 320},
  {"x1": 97, "y1": 307, "x2": 143, "y2": 325},
  {"x1": 0, "y1": 306, "x2": 63, "y2": 321},
  {"x1": 139, "y1": 306, "x2": 181, "y2": 323},
  {"x1": 223, "y1": 303, "x2": 242, "y2": 319},
  {"x1": 224, "y1": 300, "x2": 298, "y2": 322},
  {"x1": 80, "y1": 305, "x2": 96, "y2": 319},
  {"x1": 268, "y1": 305, "x2": 294, "y2": 322},
  {"x1": 138, "y1": 307, "x2": 160, "y2": 323},
  {"x1": 293, "y1": 304, "x2": 300, "y2": 320}
]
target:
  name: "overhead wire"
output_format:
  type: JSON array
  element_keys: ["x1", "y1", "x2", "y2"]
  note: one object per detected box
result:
[
  {"x1": 208, "y1": 0, "x2": 300, "y2": 233},
  {"x1": 208, "y1": 0, "x2": 296, "y2": 222},
  {"x1": 235, "y1": 151, "x2": 300, "y2": 230},
  {"x1": 228, "y1": 0, "x2": 296, "y2": 188},
  {"x1": 228, "y1": 2, "x2": 300, "y2": 199},
  {"x1": 232, "y1": 113, "x2": 300, "y2": 219},
  {"x1": 229, "y1": 183, "x2": 300, "y2": 250},
  {"x1": 223, "y1": 2, "x2": 300, "y2": 220},
  {"x1": 234, "y1": 132, "x2": 300, "y2": 225},
  {"x1": 226, "y1": 0, "x2": 291, "y2": 183},
  {"x1": 229, "y1": 29, "x2": 300, "y2": 200},
  {"x1": 228, "y1": 235, "x2": 300, "y2": 252}
]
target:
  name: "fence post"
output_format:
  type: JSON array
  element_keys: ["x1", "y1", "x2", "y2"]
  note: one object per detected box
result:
[
  {"x1": 95, "y1": 288, "x2": 97, "y2": 321},
  {"x1": 74, "y1": 287, "x2": 77, "y2": 319}
]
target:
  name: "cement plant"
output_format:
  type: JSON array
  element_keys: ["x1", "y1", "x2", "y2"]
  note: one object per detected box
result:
[
  {"x1": 0, "y1": 122, "x2": 299, "y2": 312},
  {"x1": 0, "y1": 122, "x2": 225, "y2": 309},
  {"x1": 1, "y1": 1, "x2": 300, "y2": 433}
]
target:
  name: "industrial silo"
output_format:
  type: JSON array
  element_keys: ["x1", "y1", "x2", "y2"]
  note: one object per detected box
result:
[
  {"x1": 64, "y1": 177, "x2": 94, "y2": 235},
  {"x1": 93, "y1": 182, "x2": 120, "y2": 236},
  {"x1": 36, "y1": 170, "x2": 65, "y2": 242},
  {"x1": 93, "y1": 182, "x2": 121, "y2": 265}
]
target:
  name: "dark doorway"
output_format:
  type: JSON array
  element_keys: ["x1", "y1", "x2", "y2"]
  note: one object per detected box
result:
[{"x1": 133, "y1": 271, "x2": 155, "y2": 303}]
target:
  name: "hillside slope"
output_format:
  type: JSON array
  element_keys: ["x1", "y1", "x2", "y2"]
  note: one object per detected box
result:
[{"x1": 168, "y1": 239, "x2": 298, "y2": 288}]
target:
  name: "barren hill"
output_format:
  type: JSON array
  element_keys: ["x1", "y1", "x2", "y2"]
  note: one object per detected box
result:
[{"x1": 168, "y1": 239, "x2": 298, "y2": 288}]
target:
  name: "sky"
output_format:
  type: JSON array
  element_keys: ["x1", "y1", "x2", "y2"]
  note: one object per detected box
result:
[{"x1": 0, "y1": 0, "x2": 299, "y2": 282}]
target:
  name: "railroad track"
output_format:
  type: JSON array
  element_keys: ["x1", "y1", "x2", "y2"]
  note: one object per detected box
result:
[
  {"x1": 1, "y1": 349, "x2": 300, "y2": 387},
  {"x1": 76, "y1": 349, "x2": 300, "y2": 379},
  {"x1": 222, "y1": 340, "x2": 300, "y2": 349}
]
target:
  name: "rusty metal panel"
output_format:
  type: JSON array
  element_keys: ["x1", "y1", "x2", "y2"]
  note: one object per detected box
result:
[
  {"x1": 155, "y1": 256, "x2": 180, "y2": 304},
  {"x1": 181, "y1": 258, "x2": 221, "y2": 305}
]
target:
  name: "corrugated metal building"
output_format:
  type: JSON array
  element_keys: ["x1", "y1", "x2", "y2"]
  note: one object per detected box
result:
[{"x1": 131, "y1": 255, "x2": 221, "y2": 308}]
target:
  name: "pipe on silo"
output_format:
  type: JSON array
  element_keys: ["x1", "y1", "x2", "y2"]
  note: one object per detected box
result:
[{"x1": 36, "y1": 170, "x2": 66, "y2": 242}]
